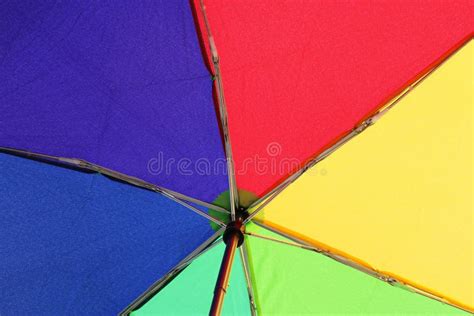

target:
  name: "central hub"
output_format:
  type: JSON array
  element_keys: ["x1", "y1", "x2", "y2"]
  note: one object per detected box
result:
[
  {"x1": 236, "y1": 206, "x2": 249, "y2": 222},
  {"x1": 223, "y1": 220, "x2": 244, "y2": 247},
  {"x1": 208, "y1": 189, "x2": 259, "y2": 232}
]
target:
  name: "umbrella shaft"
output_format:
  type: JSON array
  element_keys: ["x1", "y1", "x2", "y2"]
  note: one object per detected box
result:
[{"x1": 210, "y1": 232, "x2": 239, "y2": 316}]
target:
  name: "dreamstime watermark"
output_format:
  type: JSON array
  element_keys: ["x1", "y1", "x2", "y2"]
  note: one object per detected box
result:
[{"x1": 147, "y1": 142, "x2": 327, "y2": 177}]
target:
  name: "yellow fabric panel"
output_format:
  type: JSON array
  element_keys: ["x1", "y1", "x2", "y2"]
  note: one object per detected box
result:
[{"x1": 260, "y1": 40, "x2": 473, "y2": 312}]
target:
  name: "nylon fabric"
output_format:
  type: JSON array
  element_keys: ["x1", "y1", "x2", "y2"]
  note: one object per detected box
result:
[
  {"x1": 245, "y1": 224, "x2": 468, "y2": 315},
  {"x1": 0, "y1": 153, "x2": 214, "y2": 315},
  {"x1": 132, "y1": 242, "x2": 250, "y2": 316},
  {"x1": 0, "y1": 1, "x2": 227, "y2": 202},
  {"x1": 259, "y1": 41, "x2": 474, "y2": 312},
  {"x1": 194, "y1": 0, "x2": 473, "y2": 197}
]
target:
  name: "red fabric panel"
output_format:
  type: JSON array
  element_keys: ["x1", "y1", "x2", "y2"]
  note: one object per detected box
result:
[{"x1": 194, "y1": 0, "x2": 473, "y2": 197}]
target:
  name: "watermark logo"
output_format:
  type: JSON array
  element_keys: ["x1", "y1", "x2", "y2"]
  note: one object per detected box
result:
[
  {"x1": 147, "y1": 142, "x2": 327, "y2": 177},
  {"x1": 266, "y1": 142, "x2": 282, "y2": 156}
]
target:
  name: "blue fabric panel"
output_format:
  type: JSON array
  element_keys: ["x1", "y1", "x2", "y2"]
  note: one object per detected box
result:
[
  {"x1": 0, "y1": 0, "x2": 226, "y2": 203},
  {"x1": 0, "y1": 153, "x2": 214, "y2": 315}
]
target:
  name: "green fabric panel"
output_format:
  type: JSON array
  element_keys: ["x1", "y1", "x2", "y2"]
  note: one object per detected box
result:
[
  {"x1": 132, "y1": 241, "x2": 250, "y2": 315},
  {"x1": 246, "y1": 224, "x2": 468, "y2": 315}
]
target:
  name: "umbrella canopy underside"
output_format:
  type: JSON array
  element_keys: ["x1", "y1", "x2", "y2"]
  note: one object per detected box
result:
[{"x1": 0, "y1": 0, "x2": 472, "y2": 315}]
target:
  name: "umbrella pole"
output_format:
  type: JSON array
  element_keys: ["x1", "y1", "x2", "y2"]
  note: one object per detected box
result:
[{"x1": 210, "y1": 222, "x2": 243, "y2": 316}]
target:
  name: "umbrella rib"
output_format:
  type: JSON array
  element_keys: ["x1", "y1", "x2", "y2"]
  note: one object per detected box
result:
[
  {"x1": 160, "y1": 190, "x2": 225, "y2": 227},
  {"x1": 250, "y1": 220, "x2": 472, "y2": 314},
  {"x1": 247, "y1": 38, "x2": 471, "y2": 212},
  {"x1": 246, "y1": 226, "x2": 400, "y2": 282},
  {"x1": 239, "y1": 241, "x2": 257, "y2": 316},
  {"x1": 198, "y1": 0, "x2": 239, "y2": 220},
  {"x1": 245, "y1": 231, "x2": 318, "y2": 252},
  {"x1": 243, "y1": 181, "x2": 290, "y2": 225},
  {"x1": 120, "y1": 228, "x2": 225, "y2": 315},
  {"x1": 250, "y1": 220, "x2": 414, "y2": 281},
  {"x1": 252, "y1": 220, "x2": 311, "y2": 248},
  {"x1": 0, "y1": 147, "x2": 229, "y2": 225},
  {"x1": 246, "y1": 108, "x2": 393, "y2": 212}
]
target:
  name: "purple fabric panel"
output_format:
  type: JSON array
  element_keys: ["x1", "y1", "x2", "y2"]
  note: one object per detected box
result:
[{"x1": 0, "y1": 0, "x2": 227, "y2": 202}]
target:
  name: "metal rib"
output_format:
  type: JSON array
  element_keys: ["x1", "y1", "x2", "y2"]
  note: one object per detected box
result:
[
  {"x1": 252, "y1": 220, "x2": 401, "y2": 280},
  {"x1": 160, "y1": 190, "x2": 225, "y2": 227},
  {"x1": 251, "y1": 220, "x2": 471, "y2": 313},
  {"x1": 246, "y1": 116, "x2": 376, "y2": 212},
  {"x1": 198, "y1": 0, "x2": 239, "y2": 220},
  {"x1": 0, "y1": 147, "x2": 229, "y2": 222},
  {"x1": 243, "y1": 180, "x2": 290, "y2": 225},
  {"x1": 245, "y1": 231, "x2": 317, "y2": 252},
  {"x1": 239, "y1": 241, "x2": 257, "y2": 315},
  {"x1": 252, "y1": 220, "x2": 311, "y2": 248},
  {"x1": 248, "y1": 222, "x2": 399, "y2": 284},
  {"x1": 120, "y1": 228, "x2": 225, "y2": 315},
  {"x1": 247, "y1": 39, "x2": 472, "y2": 212}
]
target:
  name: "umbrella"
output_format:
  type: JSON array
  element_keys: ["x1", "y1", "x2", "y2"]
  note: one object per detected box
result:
[{"x1": 0, "y1": 0, "x2": 472, "y2": 315}]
